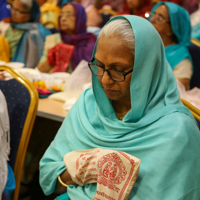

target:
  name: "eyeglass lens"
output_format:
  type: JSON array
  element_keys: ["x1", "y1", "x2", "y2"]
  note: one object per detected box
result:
[{"x1": 90, "y1": 64, "x2": 124, "y2": 81}]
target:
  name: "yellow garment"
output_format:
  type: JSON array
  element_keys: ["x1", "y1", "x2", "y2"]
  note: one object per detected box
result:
[
  {"x1": 40, "y1": 3, "x2": 60, "y2": 29},
  {"x1": 0, "y1": 37, "x2": 10, "y2": 62}
]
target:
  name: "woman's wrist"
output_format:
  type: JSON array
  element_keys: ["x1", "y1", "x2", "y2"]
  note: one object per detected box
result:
[{"x1": 60, "y1": 170, "x2": 76, "y2": 186}]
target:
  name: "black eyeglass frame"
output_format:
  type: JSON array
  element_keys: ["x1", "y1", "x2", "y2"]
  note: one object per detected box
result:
[{"x1": 88, "y1": 58, "x2": 133, "y2": 82}]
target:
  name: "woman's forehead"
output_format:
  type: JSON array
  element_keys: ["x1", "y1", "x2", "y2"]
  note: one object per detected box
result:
[
  {"x1": 155, "y1": 4, "x2": 170, "y2": 20},
  {"x1": 61, "y1": 4, "x2": 75, "y2": 13}
]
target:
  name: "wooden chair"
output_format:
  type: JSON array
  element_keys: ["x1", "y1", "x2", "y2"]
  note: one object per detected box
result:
[
  {"x1": 181, "y1": 98, "x2": 200, "y2": 121},
  {"x1": 0, "y1": 65, "x2": 38, "y2": 200}
]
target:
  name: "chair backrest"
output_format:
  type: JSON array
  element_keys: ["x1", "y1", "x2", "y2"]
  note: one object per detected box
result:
[
  {"x1": 188, "y1": 38, "x2": 200, "y2": 89},
  {"x1": 0, "y1": 65, "x2": 38, "y2": 200},
  {"x1": 181, "y1": 98, "x2": 200, "y2": 121}
]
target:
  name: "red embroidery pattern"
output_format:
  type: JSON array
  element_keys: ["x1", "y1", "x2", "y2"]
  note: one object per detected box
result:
[
  {"x1": 97, "y1": 153, "x2": 127, "y2": 192},
  {"x1": 96, "y1": 191, "x2": 115, "y2": 200},
  {"x1": 117, "y1": 151, "x2": 137, "y2": 200},
  {"x1": 75, "y1": 149, "x2": 100, "y2": 184}
]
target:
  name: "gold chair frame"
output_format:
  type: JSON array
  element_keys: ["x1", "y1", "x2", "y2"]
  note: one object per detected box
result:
[
  {"x1": 191, "y1": 37, "x2": 200, "y2": 47},
  {"x1": 0, "y1": 65, "x2": 39, "y2": 200},
  {"x1": 181, "y1": 98, "x2": 200, "y2": 121}
]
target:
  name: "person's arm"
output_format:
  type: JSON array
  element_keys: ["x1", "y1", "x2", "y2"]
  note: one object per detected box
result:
[
  {"x1": 55, "y1": 169, "x2": 76, "y2": 194},
  {"x1": 173, "y1": 59, "x2": 192, "y2": 90},
  {"x1": 177, "y1": 78, "x2": 190, "y2": 90}
]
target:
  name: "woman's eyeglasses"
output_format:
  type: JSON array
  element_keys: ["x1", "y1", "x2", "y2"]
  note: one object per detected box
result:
[
  {"x1": 149, "y1": 13, "x2": 170, "y2": 24},
  {"x1": 59, "y1": 13, "x2": 75, "y2": 18},
  {"x1": 88, "y1": 58, "x2": 133, "y2": 82},
  {"x1": 11, "y1": 5, "x2": 30, "y2": 15}
]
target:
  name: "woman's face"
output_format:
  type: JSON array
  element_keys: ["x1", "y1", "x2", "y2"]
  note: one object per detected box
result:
[
  {"x1": 60, "y1": 4, "x2": 76, "y2": 35},
  {"x1": 95, "y1": 34, "x2": 134, "y2": 103},
  {"x1": 11, "y1": 0, "x2": 31, "y2": 23},
  {"x1": 151, "y1": 5, "x2": 173, "y2": 37},
  {"x1": 126, "y1": 0, "x2": 142, "y2": 10}
]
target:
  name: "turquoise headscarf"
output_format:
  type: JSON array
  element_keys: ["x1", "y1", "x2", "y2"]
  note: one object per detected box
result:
[
  {"x1": 151, "y1": 2, "x2": 192, "y2": 69},
  {"x1": 40, "y1": 16, "x2": 200, "y2": 200}
]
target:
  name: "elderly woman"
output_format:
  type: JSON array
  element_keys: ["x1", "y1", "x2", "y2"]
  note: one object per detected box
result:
[
  {"x1": 150, "y1": 2, "x2": 192, "y2": 90},
  {"x1": 37, "y1": 2, "x2": 96, "y2": 73},
  {"x1": 4, "y1": 0, "x2": 51, "y2": 68},
  {"x1": 39, "y1": 16, "x2": 200, "y2": 199}
]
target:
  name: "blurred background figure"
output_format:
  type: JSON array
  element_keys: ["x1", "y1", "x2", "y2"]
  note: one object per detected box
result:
[
  {"x1": 37, "y1": 2, "x2": 96, "y2": 73},
  {"x1": 150, "y1": 2, "x2": 192, "y2": 90},
  {"x1": 74, "y1": 0, "x2": 102, "y2": 27},
  {"x1": 40, "y1": 0, "x2": 61, "y2": 33},
  {"x1": 95, "y1": 0, "x2": 125, "y2": 13},
  {"x1": 0, "y1": 0, "x2": 12, "y2": 23},
  {"x1": 125, "y1": 0, "x2": 152, "y2": 18},
  {"x1": 183, "y1": 0, "x2": 198, "y2": 14},
  {"x1": 3, "y1": 0, "x2": 51, "y2": 68}
]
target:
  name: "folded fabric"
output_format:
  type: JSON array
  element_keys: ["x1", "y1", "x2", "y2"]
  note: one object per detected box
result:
[
  {"x1": 47, "y1": 43, "x2": 75, "y2": 73},
  {"x1": 64, "y1": 148, "x2": 141, "y2": 200}
]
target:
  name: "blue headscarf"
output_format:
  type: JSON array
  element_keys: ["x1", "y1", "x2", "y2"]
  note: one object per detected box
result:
[
  {"x1": 11, "y1": 0, "x2": 51, "y2": 67},
  {"x1": 151, "y1": 2, "x2": 192, "y2": 69},
  {"x1": 40, "y1": 16, "x2": 200, "y2": 199},
  {"x1": 0, "y1": 0, "x2": 11, "y2": 21}
]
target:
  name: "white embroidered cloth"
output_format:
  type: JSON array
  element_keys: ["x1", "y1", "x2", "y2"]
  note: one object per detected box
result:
[
  {"x1": 64, "y1": 148, "x2": 141, "y2": 200},
  {"x1": 0, "y1": 90, "x2": 10, "y2": 200}
]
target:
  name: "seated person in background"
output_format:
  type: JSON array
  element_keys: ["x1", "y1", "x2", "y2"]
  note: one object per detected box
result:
[
  {"x1": 150, "y1": 2, "x2": 192, "y2": 90},
  {"x1": 183, "y1": 0, "x2": 199, "y2": 14},
  {"x1": 37, "y1": 2, "x2": 96, "y2": 73},
  {"x1": 96, "y1": 0, "x2": 126, "y2": 13},
  {"x1": 125, "y1": 0, "x2": 152, "y2": 18},
  {"x1": 39, "y1": 0, "x2": 61, "y2": 32},
  {"x1": 39, "y1": 16, "x2": 200, "y2": 200},
  {"x1": 4, "y1": 0, "x2": 51, "y2": 68},
  {"x1": 74, "y1": 0, "x2": 102, "y2": 27}
]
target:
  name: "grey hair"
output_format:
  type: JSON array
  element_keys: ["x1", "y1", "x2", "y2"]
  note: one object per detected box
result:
[
  {"x1": 98, "y1": 19, "x2": 135, "y2": 57},
  {"x1": 20, "y1": 0, "x2": 33, "y2": 11}
]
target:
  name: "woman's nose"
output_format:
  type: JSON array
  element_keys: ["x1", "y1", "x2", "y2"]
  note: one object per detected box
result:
[{"x1": 101, "y1": 71, "x2": 114, "y2": 85}]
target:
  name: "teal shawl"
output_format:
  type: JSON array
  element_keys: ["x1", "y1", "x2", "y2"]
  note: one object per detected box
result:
[
  {"x1": 151, "y1": 2, "x2": 192, "y2": 69},
  {"x1": 39, "y1": 16, "x2": 200, "y2": 200}
]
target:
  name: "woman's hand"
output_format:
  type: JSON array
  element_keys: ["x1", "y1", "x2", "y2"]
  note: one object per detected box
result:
[
  {"x1": 37, "y1": 60, "x2": 53, "y2": 73},
  {"x1": 55, "y1": 169, "x2": 76, "y2": 194}
]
